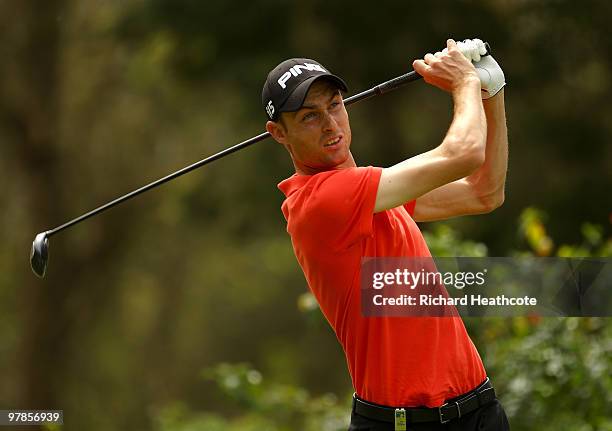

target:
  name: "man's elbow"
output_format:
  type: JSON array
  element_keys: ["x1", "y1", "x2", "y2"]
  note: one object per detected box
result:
[{"x1": 478, "y1": 189, "x2": 505, "y2": 213}]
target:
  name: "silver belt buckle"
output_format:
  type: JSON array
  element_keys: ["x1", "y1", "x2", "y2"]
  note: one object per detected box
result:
[
  {"x1": 439, "y1": 401, "x2": 461, "y2": 424},
  {"x1": 438, "y1": 402, "x2": 450, "y2": 424}
]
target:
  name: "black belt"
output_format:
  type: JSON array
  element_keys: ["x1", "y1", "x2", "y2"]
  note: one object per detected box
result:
[{"x1": 352, "y1": 378, "x2": 496, "y2": 427}]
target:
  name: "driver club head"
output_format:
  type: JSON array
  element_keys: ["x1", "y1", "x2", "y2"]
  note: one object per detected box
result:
[{"x1": 30, "y1": 232, "x2": 50, "y2": 278}]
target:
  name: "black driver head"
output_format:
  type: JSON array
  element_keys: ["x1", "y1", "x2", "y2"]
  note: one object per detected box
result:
[{"x1": 30, "y1": 232, "x2": 50, "y2": 278}]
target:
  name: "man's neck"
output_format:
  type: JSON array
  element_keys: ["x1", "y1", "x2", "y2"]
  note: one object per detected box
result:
[{"x1": 293, "y1": 153, "x2": 357, "y2": 176}]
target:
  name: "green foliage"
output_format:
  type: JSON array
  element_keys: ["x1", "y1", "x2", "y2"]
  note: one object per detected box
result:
[
  {"x1": 154, "y1": 363, "x2": 349, "y2": 431},
  {"x1": 519, "y1": 207, "x2": 612, "y2": 257},
  {"x1": 519, "y1": 208, "x2": 554, "y2": 256},
  {"x1": 423, "y1": 225, "x2": 489, "y2": 257},
  {"x1": 485, "y1": 318, "x2": 612, "y2": 431}
]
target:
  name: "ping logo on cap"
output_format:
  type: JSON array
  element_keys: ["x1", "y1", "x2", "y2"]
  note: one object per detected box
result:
[
  {"x1": 277, "y1": 63, "x2": 327, "y2": 89},
  {"x1": 262, "y1": 57, "x2": 347, "y2": 121}
]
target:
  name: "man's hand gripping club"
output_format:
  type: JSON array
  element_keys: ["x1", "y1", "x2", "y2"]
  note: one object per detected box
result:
[{"x1": 413, "y1": 38, "x2": 505, "y2": 98}]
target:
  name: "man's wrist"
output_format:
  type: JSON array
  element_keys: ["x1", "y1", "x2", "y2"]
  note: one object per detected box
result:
[{"x1": 452, "y1": 75, "x2": 481, "y2": 99}]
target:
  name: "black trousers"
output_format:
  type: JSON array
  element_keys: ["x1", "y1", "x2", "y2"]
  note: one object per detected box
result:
[{"x1": 348, "y1": 399, "x2": 510, "y2": 431}]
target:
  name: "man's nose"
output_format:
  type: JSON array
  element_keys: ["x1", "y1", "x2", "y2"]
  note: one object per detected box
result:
[{"x1": 321, "y1": 111, "x2": 338, "y2": 132}]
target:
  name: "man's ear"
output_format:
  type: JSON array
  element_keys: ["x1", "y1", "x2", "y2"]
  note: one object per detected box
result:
[{"x1": 266, "y1": 119, "x2": 287, "y2": 145}]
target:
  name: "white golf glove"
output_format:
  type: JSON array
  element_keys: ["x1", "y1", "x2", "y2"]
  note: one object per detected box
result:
[{"x1": 438, "y1": 38, "x2": 506, "y2": 99}]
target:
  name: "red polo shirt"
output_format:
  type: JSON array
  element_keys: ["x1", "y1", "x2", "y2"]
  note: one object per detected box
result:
[{"x1": 278, "y1": 166, "x2": 486, "y2": 407}]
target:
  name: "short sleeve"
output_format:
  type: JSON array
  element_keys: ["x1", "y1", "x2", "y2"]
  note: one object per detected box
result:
[
  {"x1": 299, "y1": 167, "x2": 382, "y2": 250},
  {"x1": 403, "y1": 200, "x2": 416, "y2": 217}
]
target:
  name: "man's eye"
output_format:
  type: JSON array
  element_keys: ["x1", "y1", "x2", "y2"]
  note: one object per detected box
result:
[
  {"x1": 330, "y1": 101, "x2": 340, "y2": 108},
  {"x1": 303, "y1": 112, "x2": 317, "y2": 121}
]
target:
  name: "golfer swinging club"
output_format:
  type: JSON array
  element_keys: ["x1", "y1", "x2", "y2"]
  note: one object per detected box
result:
[{"x1": 263, "y1": 38, "x2": 509, "y2": 431}]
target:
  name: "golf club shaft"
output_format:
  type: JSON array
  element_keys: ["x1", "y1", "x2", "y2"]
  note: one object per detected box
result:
[
  {"x1": 46, "y1": 131, "x2": 270, "y2": 237},
  {"x1": 45, "y1": 70, "x2": 423, "y2": 238}
]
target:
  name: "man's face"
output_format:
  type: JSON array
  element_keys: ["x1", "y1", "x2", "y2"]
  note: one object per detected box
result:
[{"x1": 268, "y1": 79, "x2": 353, "y2": 174}]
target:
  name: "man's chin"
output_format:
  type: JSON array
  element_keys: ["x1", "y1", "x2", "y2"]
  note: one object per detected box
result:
[{"x1": 329, "y1": 150, "x2": 352, "y2": 168}]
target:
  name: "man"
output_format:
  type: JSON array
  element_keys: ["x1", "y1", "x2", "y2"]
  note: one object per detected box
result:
[{"x1": 263, "y1": 39, "x2": 509, "y2": 430}]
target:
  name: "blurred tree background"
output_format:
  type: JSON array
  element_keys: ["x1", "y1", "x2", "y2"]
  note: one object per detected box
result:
[{"x1": 1, "y1": 0, "x2": 611, "y2": 430}]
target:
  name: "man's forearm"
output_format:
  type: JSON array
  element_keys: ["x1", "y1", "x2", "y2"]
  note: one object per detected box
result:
[
  {"x1": 441, "y1": 78, "x2": 487, "y2": 164},
  {"x1": 467, "y1": 89, "x2": 508, "y2": 199}
]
